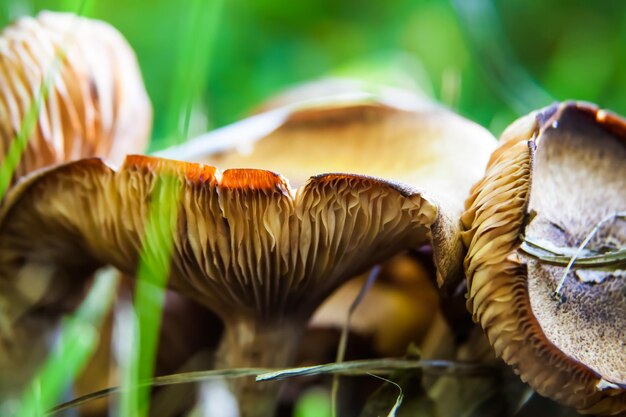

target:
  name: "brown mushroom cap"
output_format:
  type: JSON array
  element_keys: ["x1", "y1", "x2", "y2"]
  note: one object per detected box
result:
[
  {"x1": 0, "y1": 11, "x2": 151, "y2": 183},
  {"x1": 462, "y1": 102, "x2": 626, "y2": 415}
]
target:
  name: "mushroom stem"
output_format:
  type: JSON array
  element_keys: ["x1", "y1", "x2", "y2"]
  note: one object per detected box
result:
[{"x1": 216, "y1": 317, "x2": 304, "y2": 417}]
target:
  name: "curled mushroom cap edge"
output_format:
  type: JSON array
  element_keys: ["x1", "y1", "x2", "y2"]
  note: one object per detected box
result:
[{"x1": 462, "y1": 101, "x2": 626, "y2": 415}]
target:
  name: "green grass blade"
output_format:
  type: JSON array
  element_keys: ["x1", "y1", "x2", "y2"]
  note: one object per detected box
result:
[
  {"x1": 332, "y1": 266, "x2": 380, "y2": 417},
  {"x1": 0, "y1": 0, "x2": 92, "y2": 200},
  {"x1": 256, "y1": 358, "x2": 494, "y2": 382},
  {"x1": 0, "y1": 83, "x2": 50, "y2": 201},
  {"x1": 159, "y1": 0, "x2": 224, "y2": 148},
  {"x1": 50, "y1": 368, "x2": 266, "y2": 415},
  {"x1": 118, "y1": 174, "x2": 182, "y2": 417},
  {"x1": 366, "y1": 374, "x2": 404, "y2": 417},
  {"x1": 519, "y1": 212, "x2": 626, "y2": 274},
  {"x1": 50, "y1": 358, "x2": 493, "y2": 415},
  {"x1": 118, "y1": 0, "x2": 223, "y2": 414}
]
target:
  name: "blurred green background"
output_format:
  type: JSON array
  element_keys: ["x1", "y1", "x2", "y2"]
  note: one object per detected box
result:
[
  {"x1": 1, "y1": 0, "x2": 624, "y2": 151},
  {"x1": 0, "y1": 1, "x2": 624, "y2": 415}
]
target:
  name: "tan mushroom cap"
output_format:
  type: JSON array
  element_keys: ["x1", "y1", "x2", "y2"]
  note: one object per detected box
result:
[
  {"x1": 207, "y1": 96, "x2": 492, "y2": 211},
  {"x1": 311, "y1": 254, "x2": 440, "y2": 356},
  {"x1": 172, "y1": 89, "x2": 497, "y2": 288},
  {"x1": 462, "y1": 102, "x2": 626, "y2": 415},
  {"x1": 0, "y1": 11, "x2": 151, "y2": 183}
]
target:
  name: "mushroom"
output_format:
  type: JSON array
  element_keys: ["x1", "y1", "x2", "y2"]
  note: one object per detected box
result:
[
  {"x1": 0, "y1": 154, "x2": 441, "y2": 416},
  {"x1": 183, "y1": 81, "x2": 498, "y2": 361},
  {"x1": 0, "y1": 11, "x2": 151, "y2": 185},
  {"x1": 462, "y1": 102, "x2": 626, "y2": 415},
  {"x1": 161, "y1": 83, "x2": 498, "y2": 289},
  {"x1": 0, "y1": 10, "x2": 151, "y2": 403},
  {"x1": 156, "y1": 84, "x2": 500, "y2": 408}
]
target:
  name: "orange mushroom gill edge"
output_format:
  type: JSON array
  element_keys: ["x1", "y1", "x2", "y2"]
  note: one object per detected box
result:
[
  {"x1": 0, "y1": 154, "x2": 437, "y2": 417},
  {"x1": 462, "y1": 101, "x2": 626, "y2": 415}
]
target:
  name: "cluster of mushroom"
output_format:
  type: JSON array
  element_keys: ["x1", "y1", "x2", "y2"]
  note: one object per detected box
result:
[{"x1": 0, "y1": 10, "x2": 625, "y2": 417}]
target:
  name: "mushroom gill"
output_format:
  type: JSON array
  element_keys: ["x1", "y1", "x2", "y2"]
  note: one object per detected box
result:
[
  {"x1": 162, "y1": 87, "x2": 497, "y2": 288},
  {"x1": 0, "y1": 11, "x2": 151, "y2": 185},
  {"x1": 0, "y1": 155, "x2": 437, "y2": 416},
  {"x1": 462, "y1": 102, "x2": 626, "y2": 415}
]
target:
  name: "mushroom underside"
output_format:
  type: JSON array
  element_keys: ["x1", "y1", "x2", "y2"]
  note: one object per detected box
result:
[
  {"x1": 523, "y1": 108, "x2": 626, "y2": 386},
  {"x1": 0, "y1": 155, "x2": 441, "y2": 416},
  {"x1": 0, "y1": 155, "x2": 436, "y2": 323}
]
